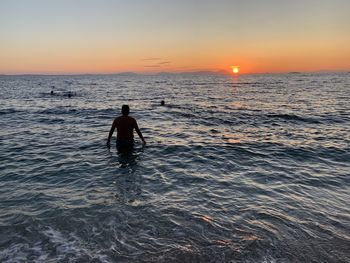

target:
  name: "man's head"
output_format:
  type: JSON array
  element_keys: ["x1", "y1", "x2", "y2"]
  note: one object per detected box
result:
[{"x1": 121, "y1": 105, "x2": 130, "y2": 116}]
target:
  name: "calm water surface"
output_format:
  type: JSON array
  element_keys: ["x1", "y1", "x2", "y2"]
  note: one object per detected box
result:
[{"x1": 0, "y1": 73, "x2": 349, "y2": 262}]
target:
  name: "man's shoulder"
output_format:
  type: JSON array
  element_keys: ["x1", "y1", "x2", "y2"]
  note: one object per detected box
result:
[
  {"x1": 114, "y1": 116, "x2": 124, "y2": 123},
  {"x1": 115, "y1": 115, "x2": 136, "y2": 122},
  {"x1": 127, "y1": 116, "x2": 137, "y2": 125}
]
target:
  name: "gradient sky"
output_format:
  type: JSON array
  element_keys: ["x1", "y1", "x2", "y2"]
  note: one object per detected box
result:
[{"x1": 1, "y1": 0, "x2": 349, "y2": 74}]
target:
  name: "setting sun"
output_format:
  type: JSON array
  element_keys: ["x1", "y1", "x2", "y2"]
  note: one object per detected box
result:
[{"x1": 231, "y1": 66, "x2": 240, "y2": 74}]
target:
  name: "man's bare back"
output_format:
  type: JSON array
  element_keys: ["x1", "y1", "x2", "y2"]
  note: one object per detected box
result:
[
  {"x1": 114, "y1": 115, "x2": 137, "y2": 140},
  {"x1": 107, "y1": 105, "x2": 146, "y2": 149}
]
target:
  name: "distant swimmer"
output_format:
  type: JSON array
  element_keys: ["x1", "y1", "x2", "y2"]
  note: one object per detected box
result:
[
  {"x1": 50, "y1": 90, "x2": 54, "y2": 95},
  {"x1": 160, "y1": 100, "x2": 165, "y2": 106},
  {"x1": 67, "y1": 92, "x2": 72, "y2": 98},
  {"x1": 107, "y1": 105, "x2": 146, "y2": 151}
]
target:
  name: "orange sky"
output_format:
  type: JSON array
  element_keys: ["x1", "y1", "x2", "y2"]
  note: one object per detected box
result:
[{"x1": 1, "y1": 0, "x2": 349, "y2": 74}]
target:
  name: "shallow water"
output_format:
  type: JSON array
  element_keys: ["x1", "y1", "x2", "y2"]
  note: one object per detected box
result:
[{"x1": 0, "y1": 73, "x2": 349, "y2": 262}]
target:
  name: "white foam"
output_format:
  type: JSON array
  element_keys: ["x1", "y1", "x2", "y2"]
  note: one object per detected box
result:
[{"x1": 0, "y1": 227, "x2": 111, "y2": 263}]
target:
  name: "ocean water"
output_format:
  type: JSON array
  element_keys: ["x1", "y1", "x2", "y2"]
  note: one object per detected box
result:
[{"x1": 0, "y1": 73, "x2": 349, "y2": 262}]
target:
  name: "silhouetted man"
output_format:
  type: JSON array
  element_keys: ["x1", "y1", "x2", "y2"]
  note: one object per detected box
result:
[{"x1": 107, "y1": 105, "x2": 146, "y2": 151}]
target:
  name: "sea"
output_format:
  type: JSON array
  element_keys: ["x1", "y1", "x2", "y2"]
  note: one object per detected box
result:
[{"x1": 0, "y1": 72, "x2": 349, "y2": 262}]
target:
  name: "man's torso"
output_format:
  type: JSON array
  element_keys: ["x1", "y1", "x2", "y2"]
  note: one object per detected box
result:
[{"x1": 115, "y1": 116, "x2": 136, "y2": 140}]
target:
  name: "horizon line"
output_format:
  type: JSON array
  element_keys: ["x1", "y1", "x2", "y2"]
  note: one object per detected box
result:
[{"x1": 0, "y1": 69, "x2": 349, "y2": 77}]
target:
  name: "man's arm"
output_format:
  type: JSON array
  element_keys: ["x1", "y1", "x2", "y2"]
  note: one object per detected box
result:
[
  {"x1": 134, "y1": 120, "x2": 146, "y2": 145},
  {"x1": 107, "y1": 119, "x2": 117, "y2": 146}
]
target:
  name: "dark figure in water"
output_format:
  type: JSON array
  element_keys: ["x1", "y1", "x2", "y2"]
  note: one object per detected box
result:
[
  {"x1": 50, "y1": 90, "x2": 54, "y2": 95},
  {"x1": 160, "y1": 100, "x2": 165, "y2": 106},
  {"x1": 67, "y1": 93, "x2": 72, "y2": 98},
  {"x1": 107, "y1": 105, "x2": 146, "y2": 152}
]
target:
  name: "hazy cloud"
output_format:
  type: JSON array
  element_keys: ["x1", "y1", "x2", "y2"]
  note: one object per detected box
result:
[
  {"x1": 144, "y1": 65, "x2": 161, "y2": 68},
  {"x1": 142, "y1": 58, "x2": 172, "y2": 69},
  {"x1": 158, "y1": 61, "x2": 171, "y2": 65},
  {"x1": 141, "y1": 58, "x2": 162, "y2": 61}
]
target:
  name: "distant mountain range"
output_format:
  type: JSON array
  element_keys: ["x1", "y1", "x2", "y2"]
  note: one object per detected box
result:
[
  {"x1": 155, "y1": 70, "x2": 231, "y2": 76},
  {"x1": 0, "y1": 70, "x2": 231, "y2": 76},
  {"x1": 102, "y1": 70, "x2": 231, "y2": 76}
]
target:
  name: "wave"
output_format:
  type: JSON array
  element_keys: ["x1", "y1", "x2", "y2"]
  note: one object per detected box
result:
[
  {"x1": 266, "y1": 113, "x2": 321, "y2": 124},
  {"x1": 0, "y1": 108, "x2": 21, "y2": 115}
]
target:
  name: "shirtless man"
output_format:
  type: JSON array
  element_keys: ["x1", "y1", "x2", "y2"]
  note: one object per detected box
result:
[{"x1": 107, "y1": 105, "x2": 146, "y2": 150}]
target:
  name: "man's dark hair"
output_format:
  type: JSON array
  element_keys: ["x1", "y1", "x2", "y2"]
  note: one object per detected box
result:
[{"x1": 121, "y1": 105, "x2": 130, "y2": 115}]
